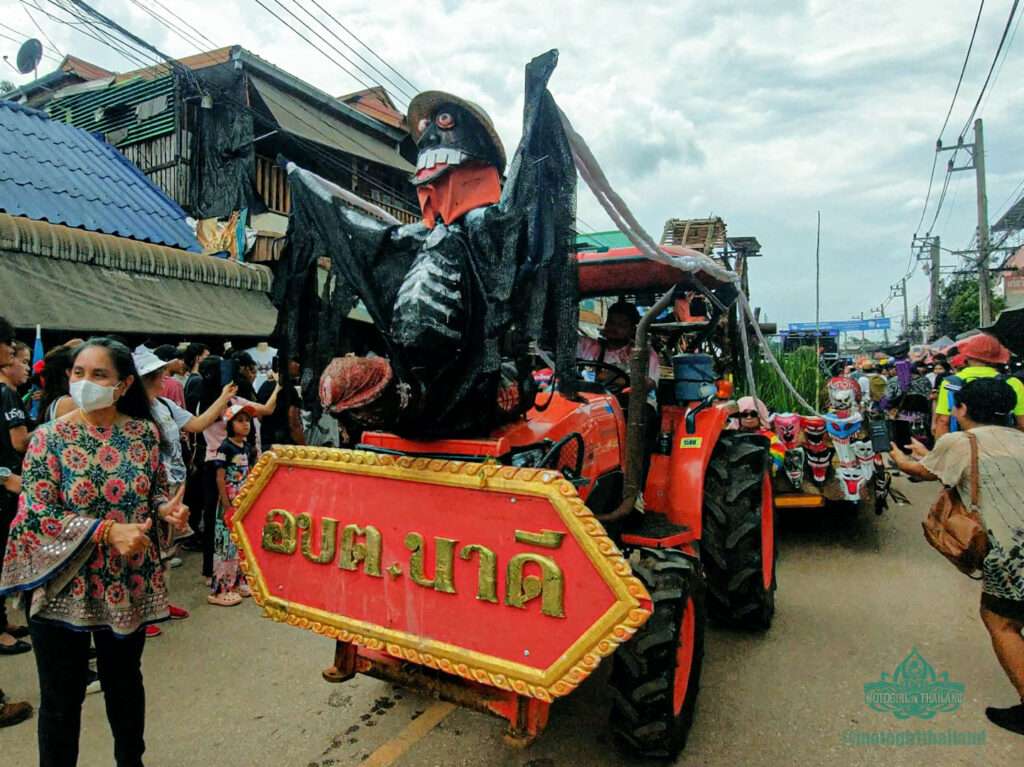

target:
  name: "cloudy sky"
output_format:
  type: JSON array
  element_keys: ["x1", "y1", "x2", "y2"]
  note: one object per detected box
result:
[{"x1": 3, "y1": 0, "x2": 1023, "y2": 337}]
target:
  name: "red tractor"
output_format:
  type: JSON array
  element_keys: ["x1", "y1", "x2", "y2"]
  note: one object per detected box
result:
[{"x1": 232, "y1": 242, "x2": 776, "y2": 759}]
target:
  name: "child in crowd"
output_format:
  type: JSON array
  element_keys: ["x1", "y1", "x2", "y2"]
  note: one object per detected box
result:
[{"x1": 209, "y1": 405, "x2": 254, "y2": 606}]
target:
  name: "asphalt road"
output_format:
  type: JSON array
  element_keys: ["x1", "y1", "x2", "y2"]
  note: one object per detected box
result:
[{"x1": 4, "y1": 477, "x2": 1022, "y2": 766}]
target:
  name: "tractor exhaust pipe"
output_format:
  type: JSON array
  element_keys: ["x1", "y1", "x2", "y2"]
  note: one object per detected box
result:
[{"x1": 597, "y1": 287, "x2": 675, "y2": 524}]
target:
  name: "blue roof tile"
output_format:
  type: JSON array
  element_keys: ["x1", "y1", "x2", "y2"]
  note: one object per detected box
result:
[{"x1": 0, "y1": 99, "x2": 200, "y2": 251}]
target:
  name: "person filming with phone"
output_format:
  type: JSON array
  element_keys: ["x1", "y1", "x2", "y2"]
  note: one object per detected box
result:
[{"x1": 890, "y1": 377, "x2": 1024, "y2": 736}]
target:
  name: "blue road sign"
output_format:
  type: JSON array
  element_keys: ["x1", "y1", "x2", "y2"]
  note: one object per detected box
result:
[{"x1": 787, "y1": 318, "x2": 892, "y2": 332}]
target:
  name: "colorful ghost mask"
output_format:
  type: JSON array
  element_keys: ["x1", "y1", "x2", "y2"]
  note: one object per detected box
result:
[
  {"x1": 801, "y1": 415, "x2": 832, "y2": 485},
  {"x1": 783, "y1": 447, "x2": 806, "y2": 489},
  {"x1": 773, "y1": 412, "x2": 803, "y2": 451},
  {"x1": 827, "y1": 376, "x2": 861, "y2": 417}
]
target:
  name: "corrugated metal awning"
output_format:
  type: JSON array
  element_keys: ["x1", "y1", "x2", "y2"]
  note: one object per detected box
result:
[
  {"x1": 249, "y1": 75, "x2": 413, "y2": 173},
  {"x1": 0, "y1": 213, "x2": 275, "y2": 337},
  {"x1": 0, "y1": 249, "x2": 275, "y2": 337}
]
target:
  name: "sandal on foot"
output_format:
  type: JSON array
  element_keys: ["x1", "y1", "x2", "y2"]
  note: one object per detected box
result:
[
  {"x1": 0, "y1": 639, "x2": 31, "y2": 656},
  {"x1": 207, "y1": 592, "x2": 243, "y2": 607}
]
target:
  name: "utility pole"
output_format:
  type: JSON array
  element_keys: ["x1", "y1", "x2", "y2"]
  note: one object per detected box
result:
[
  {"x1": 929, "y1": 238, "x2": 940, "y2": 340},
  {"x1": 875, "y1": 305, "x2": 889, "y2": 344},
  {"x1": 936, "y1": 119, "x2": 993, "y2": 326},
  {"x1": 889, "y1": 279, "x2": 908, "y2": 339},
  {"x1": 912, "y1": 234, "x2": 941, "y2": 342},
  {"x1": 974, "y1": 119, "x2": 993, "y2": 325}
]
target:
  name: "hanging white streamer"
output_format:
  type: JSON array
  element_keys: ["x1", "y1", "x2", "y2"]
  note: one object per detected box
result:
[{"x1": 559, "y1": 110, "x2": 820, "y2": 416}]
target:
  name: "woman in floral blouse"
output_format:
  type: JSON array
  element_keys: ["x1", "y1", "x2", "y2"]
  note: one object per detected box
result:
[{"x1": 0, "y1": 338, "x2": 188, "y2": 766}]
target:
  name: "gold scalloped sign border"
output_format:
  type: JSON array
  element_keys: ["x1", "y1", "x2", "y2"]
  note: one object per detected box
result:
[{"x1": 230, "y1": 446, "x2": 652, "y2": 702}]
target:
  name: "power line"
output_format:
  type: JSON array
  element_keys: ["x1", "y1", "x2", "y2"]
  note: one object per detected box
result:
[
  {"x1": 939, "y1": 0, "x2": 985, "y2": 140},
  {"x1": 0, "y1": 20, "x2": 60, "y2": 56},
  {"x1": 960, "y1": 0, "x2": 1021, "y2": 137},
  {"x1": 977, "y1": 0, "x2": 1024, "y2": 119},
  {"x1": 300, "y1": 0, "x2": 419, "y2": 96},
  {"x1": 289, "y1": 0, "x2": 415, "y2": 103},
  {"x1": 22, "y1": 2, "x2": 63, "y2": 57},
  {"x1": 29, "y1": 0, "x2": 166, "y2": 71},
  {"x1": 914, "y1": 153, "x2": 939, "y2": 237},
  {"x1": 927, "y1": 164, "x2": 954, "y2": 234},
  {"x1": 914, "y1": 1, "x2": 984, "y2": 241},
  {"x1": 251, "y1": 0, "x2": 389, "y2": 100},
  {"x1": 147, "y1": 0, "x2": 217, "y2": 50},
  {"x1": 0, "y1": 28, "x2": 61, "y2": 63},
  {"x1": 246, "y1": 0, "x2": 415, "y2": 124},
  {"x1": 27, "y1": 0, "x2": 420, "y2": 215},
  {"x1": 125, "y1": 0, "x2": 210, "y2": 53}
]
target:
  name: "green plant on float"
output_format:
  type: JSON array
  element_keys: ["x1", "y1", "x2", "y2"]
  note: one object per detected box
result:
[{"x1": 737, "y1": 347, "x2": 827, "y2": 415}]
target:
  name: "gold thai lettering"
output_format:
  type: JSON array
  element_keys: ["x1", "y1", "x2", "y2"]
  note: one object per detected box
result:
[
  {"x1": 261, "y1": 509, "x2": 297, "y2": 554},
  {"x1": 458, "y1": 544, "x2": 498, "y2": 603},
  {"x1": 295, "y1": 514, "x2": 337, "y2": 564},
  {"x1": 338, "y1": 525, "x2": 383, "y2": 577},
  {"x1": 514, "y1": 529, "x2": 565, "y2": 549},
  {"x1": 506, "y1": 553, "x2": 565, "y2": 618},
  {"x1": 405, "y1": 533, "x2": 457, "y2": 593}
]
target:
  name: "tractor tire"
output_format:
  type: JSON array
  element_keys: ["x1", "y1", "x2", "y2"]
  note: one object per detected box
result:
[
  {"x1": 609, "y1": 547, "x2": 705, "y2": 759},
  {"x1": 702, "y1": 432, "x2": 776, "y2": 630}
]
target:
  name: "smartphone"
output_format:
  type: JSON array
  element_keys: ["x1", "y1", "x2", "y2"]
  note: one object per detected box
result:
[
  {"x1": 869, "y1": 418, "x2": 893, "y2": 453},
  {"x1": 888, "y1": 420, "x2": 915, "y2": 452},
  {"x1": 220, "y1": 358, "x2": 237, "y2": 388}
]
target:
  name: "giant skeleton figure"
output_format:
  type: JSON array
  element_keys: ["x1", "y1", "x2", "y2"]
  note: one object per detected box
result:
[{"x1": 273, "y1": 51, "x2": 577, "y2": 437}]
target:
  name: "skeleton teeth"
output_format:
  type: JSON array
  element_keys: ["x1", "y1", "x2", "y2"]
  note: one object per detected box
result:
[{"x1": 416, "y1": 147, "x2": 468, "y2": 173}]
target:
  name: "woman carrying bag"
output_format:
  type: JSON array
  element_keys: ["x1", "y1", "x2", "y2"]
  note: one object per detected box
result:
[{"x1": 890, "y1": 377, "x2": 1024, "y2": 736}]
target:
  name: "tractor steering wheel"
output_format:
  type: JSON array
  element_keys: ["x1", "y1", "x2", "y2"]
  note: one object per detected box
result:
[{"x1": 576, "y1": 358, "x2": 630, "y2": 395}]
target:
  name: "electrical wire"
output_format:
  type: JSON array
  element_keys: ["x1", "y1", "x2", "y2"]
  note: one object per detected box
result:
[
  {"x1": 913, "y1": 2, "x2": 984, "y2": 244},
  {"x1": 300, "y1": 0, "x2": 419, "y2": 96},
  {"x1": 28, "y1": 0, "x2": 421, "y2": 215},
  {"x1": 0, "y1": 28, "x2": 61, "y2": 63},
  {"x1": 977, "y1": 0, "x2": 1024, "y2": 121},
  {"x1": 289, "y1": 0, "x2": 415, "y2": 104},
  {"x1": 147, "y1": 0, "x2": 217, "y2": 49},
  {"x1": 125, "y1": 0, "x2": 210, "y2": 53},
  {"x1": 251, "y1": 0, "x2": 384, "y2": 99},
  {"x1": 0, "y1": 20, "x2": 61, "y2": 57},
  {"x1": 940, "y1": 0, "x2": 985, "y2": 140},
  {"x1": 927, "y1": 164, "x2": 954, "y2": 235},
  {"x1": 30, "y1": 0, "x2": 165, "y2": 71},
  {"x1": 21, "y1": 2, "x2": 63, "y2": 57},
  {"x1": 960, "y1": 0, "x2": 1021, "y2": 137}
]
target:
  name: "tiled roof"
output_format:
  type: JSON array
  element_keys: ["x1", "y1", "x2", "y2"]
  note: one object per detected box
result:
[{"x1": 0, "y1": 99, "x2": 199, "y2": 251}]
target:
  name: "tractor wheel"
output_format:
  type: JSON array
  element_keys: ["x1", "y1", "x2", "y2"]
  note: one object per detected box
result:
[
  {"x1": 609, "y1": 547, "x2": 705, "y2": 759},
  {"x1": 702, "y1": 432, "x2": 776, "y2": 630}
]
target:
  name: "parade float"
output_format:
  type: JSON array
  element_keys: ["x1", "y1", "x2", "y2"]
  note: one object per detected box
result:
[
  {"x1": 770, "y1": 376, "x2": 890, "y2": 514},
  {"x1": 231, "y1": 50, "x2": 778, "y2": 758}
]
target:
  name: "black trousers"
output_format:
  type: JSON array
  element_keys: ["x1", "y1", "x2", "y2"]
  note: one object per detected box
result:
[
  {"x1": 202, "y1": 460, "x2": 219, "y2": 576},
  {"x1": 29, "y1": 620, "x2": 146, "y2": 767}
]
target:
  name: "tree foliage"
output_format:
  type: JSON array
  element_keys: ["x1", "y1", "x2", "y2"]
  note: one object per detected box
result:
[
  {"x1": 933, "y1": 275, "x2": 1004, "y2": 339},
  {"x1": 0, "y1": 80, "x2": 15, "y2": 96}
]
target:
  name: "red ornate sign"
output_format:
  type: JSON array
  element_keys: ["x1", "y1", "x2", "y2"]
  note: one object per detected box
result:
[{"x1": 231, "y1": 447, "x2": 652, "y2": 701}]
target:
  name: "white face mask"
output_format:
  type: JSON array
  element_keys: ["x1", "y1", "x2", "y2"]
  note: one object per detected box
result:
[{"x1": 70, "y1": 379, "x2": 119, "y2": 413}]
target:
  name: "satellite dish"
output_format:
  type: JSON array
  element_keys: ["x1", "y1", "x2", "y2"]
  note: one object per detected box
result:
[{"x1": 16, "y1": 39, "x2": 43, "y2": 75}]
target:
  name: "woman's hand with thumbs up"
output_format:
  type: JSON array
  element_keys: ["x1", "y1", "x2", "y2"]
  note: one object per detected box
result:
[
  {"x1": 108, "y1": 518, "x2": 154, "y2": 557},
  {"x1": 157, "y1": 485, "x2": 190, "y2": 533}
]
